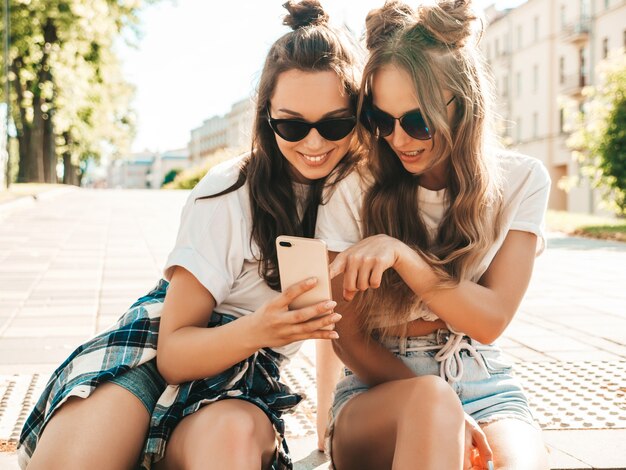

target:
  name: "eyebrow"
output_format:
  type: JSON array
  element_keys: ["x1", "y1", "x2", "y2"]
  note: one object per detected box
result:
[
  {"x1": 274, "y1": 107, "x2": 352, "y2": 118},
  {"x1": 373, "y1": 104, "x2": 422, "y2": 117}
]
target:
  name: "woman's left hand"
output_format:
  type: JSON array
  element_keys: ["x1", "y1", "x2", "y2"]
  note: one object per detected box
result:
[
  {"x1": 329, "y1": 235, "x2": 406, "y2": 301},
  {"x1": 464, "y1": 412, "x2": 494, "y2": 470}
]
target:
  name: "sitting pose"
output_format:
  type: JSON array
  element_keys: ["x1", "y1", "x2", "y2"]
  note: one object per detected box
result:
[
  {"x1": 315, "y1": 1, "x2": 551, "y2": 469},
  {"x1": 18, "y1": 2, "x2": 364, "y2": 469}
]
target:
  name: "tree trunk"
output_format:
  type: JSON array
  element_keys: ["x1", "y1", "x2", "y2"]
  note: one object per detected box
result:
[
  {"x1": 41, "y1": 19, "x2": 57, "y2": 184},
  {"x1": 62, "y1": 131, "x2": 77, "y2": 185},
  {"x1": 43, "y1": 110, "x2": 56, "y2": 183},
  {"x1": 12, "y1": 59, "x2": 33, "y2": 183},
  {"x1": 30, "y1": 94, "x2": 44, "y2": 182}
]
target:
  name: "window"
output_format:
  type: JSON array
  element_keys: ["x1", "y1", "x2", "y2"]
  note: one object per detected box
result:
[
  {"x1": 533, "y1": 16, "x2": 539, "y2": 41},
  {"x1": 602, "y1": 37, "x2": 609, "y2": 59},
  {"x1": 502, "y1": 74, "x2": 509, "y2": 97},
  {"x1": 579, "y1": 48, "x2": 586, "y2": 87},
  {"x1": 516, "y1": 71, "x2": 522, "y2": 97},
  {"x1": 559, "y1": 107, "x2": 565, "y2": 133},
  {"x1": 517, "y1": 25, "x2": 523, "y2": 49},
  {"x1": 559, "y1": 56, "x2": 565, "y2": 84},
  {"x1": 560, "y1": 5, "x2": 566, "y2": 30},
  {"x1": 495, "y1": 38, "x2": 500, "y2": 56},
  {"x1": 605, "y1": 0, "x2": 610, "y2": 9},
  {"x1": 516, "y1": 117, "x2": 522, "y2": 142},
  {"x1": 533, "y1": 64, "x2": 539, "y2": 93},
  {"x1": 532, "y1": 112, "x2": 538, "y2": 139}
]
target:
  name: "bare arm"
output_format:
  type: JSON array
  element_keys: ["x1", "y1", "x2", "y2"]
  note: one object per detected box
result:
[
  {"x1": 332, "y1": 230, "x2": 538, "y2": 345},
  {"x1": 157, "y1": 267, "x2": 341, "y2": 384},
  {"x1": 328, "y1": 253, "x2": 415, "y2": 387}
]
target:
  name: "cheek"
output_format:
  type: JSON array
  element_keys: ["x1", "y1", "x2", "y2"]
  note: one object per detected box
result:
[
  {"x1": 335, "y1": 135, "x2": 353, "y2": 159},
  {"x1": 274, "y1": 137, "x2": 294, "y2": 158}
]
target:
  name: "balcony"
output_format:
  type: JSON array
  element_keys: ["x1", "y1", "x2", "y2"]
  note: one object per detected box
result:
[
  {"x1": 562, "y1": 18, "x2": 591, "y2": 44},
  {"x1": 560, "y1": 73, "x2": 588, "y2": 98}
]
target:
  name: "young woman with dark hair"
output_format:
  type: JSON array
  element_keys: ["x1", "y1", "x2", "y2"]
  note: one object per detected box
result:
[{"x1": 19, "y1": 2, "x2": 363, "y2": 469}]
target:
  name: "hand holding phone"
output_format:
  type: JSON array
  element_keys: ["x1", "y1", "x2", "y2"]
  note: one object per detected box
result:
[{"x1": 276, "y1": 235, "x2": 333, "y2": 310}]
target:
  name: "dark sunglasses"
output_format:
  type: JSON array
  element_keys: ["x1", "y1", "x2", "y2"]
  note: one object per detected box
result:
[
  {"x1": 363, "y1": 96, "x2": 456, "y2": 140},
  {"x1": 266, "y1": 111, "x2": 356, "y2": 142}
]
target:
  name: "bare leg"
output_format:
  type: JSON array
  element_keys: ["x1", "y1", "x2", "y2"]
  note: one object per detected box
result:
[
  {"x1": 315, "y1": 339, "x2": 344, "y2": 451},
  {"x1": 27, "y1": 382, "x2": 150, "y2": 470},
  {"x1": 154, "y1": 399, "x2": 277, "y2": 470},
  {"x1": 331, "y1": 375, "x2": 465, "y2": 470},
  {"x1": 481, "y1": 419, "x2": 549, "y2": 470}
]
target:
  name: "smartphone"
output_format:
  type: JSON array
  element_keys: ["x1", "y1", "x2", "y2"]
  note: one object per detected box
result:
[{"x1": 276, "y1": 235, "x2": 332, "y2": 310}]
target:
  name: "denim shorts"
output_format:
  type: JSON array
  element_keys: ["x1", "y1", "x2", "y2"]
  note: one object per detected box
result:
[
  {"x1": 108, "y1": 359, "x2": 167, "y2": 414},
  {"x1": 331, "y1": 330, "x2": 537, "y2": 429}
]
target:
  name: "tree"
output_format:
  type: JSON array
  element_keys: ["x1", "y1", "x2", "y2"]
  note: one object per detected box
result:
[
  {"x1": 568, "y1": 53, "x2": 626, "y2": 216},
  {"x1": 0, "y1": 0, "x2": 152, "y2": 185},
  {"x1": 162, "y1": 168, "x2": 181, "y2": 186}
]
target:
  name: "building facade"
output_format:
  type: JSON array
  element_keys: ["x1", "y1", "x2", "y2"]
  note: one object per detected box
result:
[
  {"x1": 148, "y1": 148, "x2": 190, "y2": 189},
  {"x1": 189, "y1": 97, "x2": 255, "y2": 162},
  {"x1": 483, "y1": 0, "x2": 626, "y2": 213},
  {"x1": 107, "y1": 148, "x2": 192, "y2": 189}
]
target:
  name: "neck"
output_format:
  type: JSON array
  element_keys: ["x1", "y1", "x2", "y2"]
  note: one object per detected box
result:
[{"x1": 419, "y1": 159, "x2": 448, "y2": 191}]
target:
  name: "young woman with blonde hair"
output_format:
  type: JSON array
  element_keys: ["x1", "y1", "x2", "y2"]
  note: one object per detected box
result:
[
  {"x1": 315, "y1": 1, "x2": 551, "y2": 468},
  {"x1": 19, "y1": 2, "x2": 364, "y2": 469}
]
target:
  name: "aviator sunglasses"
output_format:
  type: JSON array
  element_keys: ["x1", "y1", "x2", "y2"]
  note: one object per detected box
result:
[
  {"x1": 363, "y1": 96, "x2": 456, "y2": 141},
  {"x1": 266, "y1": 109, "x2": 356, "y2": 142}
]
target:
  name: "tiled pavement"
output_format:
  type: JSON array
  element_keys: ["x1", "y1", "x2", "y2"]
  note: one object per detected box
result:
[{"x1": 0, "y1": 188, "x2": 625, "y2": 470}]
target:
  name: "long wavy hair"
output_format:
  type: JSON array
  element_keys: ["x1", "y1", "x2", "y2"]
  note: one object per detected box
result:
[
  {"x1": 356, "y1": 0, "x2": 503, "y2": 336},
  {"x1": 199, "y1": 0, "x2": 364, "y2": 290}
]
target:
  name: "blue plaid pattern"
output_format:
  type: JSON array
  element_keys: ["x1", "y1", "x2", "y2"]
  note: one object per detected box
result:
[{"x1": 18, "y1": 280, "x2": 303, "y2": 470}]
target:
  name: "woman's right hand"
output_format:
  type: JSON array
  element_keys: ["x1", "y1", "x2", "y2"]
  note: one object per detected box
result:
[{"x1": 249, "y1": 277, "x2": 341, "y2": 349}]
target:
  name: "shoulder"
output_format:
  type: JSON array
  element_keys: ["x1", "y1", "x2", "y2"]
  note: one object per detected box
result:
[
  {"x1": 494, "y1": 150, "x2": 551, "y2": 189},
  {"x1": 179, "y1": 154, "x2": 252, "y2": 231},
  {"x1": 324, "y1": 164, "x2": 371, "y2": 204},
  {"x1": 190, "y1": 153, "x2": 250, "y2": 200}
]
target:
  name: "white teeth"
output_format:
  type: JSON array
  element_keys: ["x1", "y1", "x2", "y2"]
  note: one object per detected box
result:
[
  {"x1": 402, "y1": 150, "x2": 422, "y2": 156},
  {"x1": 302, "y1": 152, "x2": 328, "y2": 162}
]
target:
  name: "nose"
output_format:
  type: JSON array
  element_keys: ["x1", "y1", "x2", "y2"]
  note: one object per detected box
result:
[
  {"x1": 301, "y1": 127, "x2": 326, "y2": 151},
  {"x1": 389, "y1": 120, "x2": 412, "y2": 148}
]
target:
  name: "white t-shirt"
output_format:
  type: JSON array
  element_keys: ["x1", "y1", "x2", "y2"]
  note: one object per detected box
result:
[
  {"x1": 315, "y1": 151, "x2": 551, "y2": 322},
  {"x1": 163, "y1": 156, "x2": 303, "y2": 359}
]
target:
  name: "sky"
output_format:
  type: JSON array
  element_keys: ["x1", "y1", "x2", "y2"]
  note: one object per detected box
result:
[{"x1": 120, "y1": 0, "x2": 527, "y2": 153}]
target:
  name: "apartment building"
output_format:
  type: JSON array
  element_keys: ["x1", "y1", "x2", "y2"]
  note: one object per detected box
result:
[
  {"x1": 188, "y1": 97, "x2": 255, "y2": 162},
  {"x1": 483, "y1": 0, "x2": 626, "y2": 213}
]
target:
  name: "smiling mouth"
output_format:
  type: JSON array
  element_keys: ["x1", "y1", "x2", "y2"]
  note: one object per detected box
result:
[
  {"x1": 398, "y1": 149, "x2": 425, "y2": 160},
  {"x1": 300, "y1": 151, "x2": 330, "y2": 165}
]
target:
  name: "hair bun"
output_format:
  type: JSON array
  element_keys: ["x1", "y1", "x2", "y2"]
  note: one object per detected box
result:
[
  {"x1": 417, "y1": 0, "x2": 480, "y2": 48},
  {"x1": 283, "y1": 0, "x2": 329, "y2": 30},
  {"x1": 365, "y1": 1, "x2": 415, "y2": 51}
]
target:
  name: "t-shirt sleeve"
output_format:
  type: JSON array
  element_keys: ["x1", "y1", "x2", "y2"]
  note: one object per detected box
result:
[
  {"x1": 315, "y1": 170, "x2": 365, "y2": 252},
  {"x1": 509, "y1": 159, "x2": 551, "y2": 256},
  {"x1": 163, "y1": 192, "x2": 244, "y2": 305}
]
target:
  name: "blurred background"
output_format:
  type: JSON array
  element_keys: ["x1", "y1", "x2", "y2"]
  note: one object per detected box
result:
[{"x1": 0, "y1": 0, "x2": 625, "y2": 229}]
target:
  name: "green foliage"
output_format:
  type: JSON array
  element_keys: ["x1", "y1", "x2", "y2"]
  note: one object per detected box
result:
[
  {"x1": 546, "y1": 210, "x2": 626, "y2": 242},
  {"x1": 0, "y1": 0, "x2": 152, "y2": 183},
  {"x1": 568, "y1": 54, "x2": 626, "y2": 215},
  {"x1": 164, "y1": 148, "x2": 243, "y2": 190},
  {"x1": 162, "y1": 168, "x2": 181, "y2": 186}
]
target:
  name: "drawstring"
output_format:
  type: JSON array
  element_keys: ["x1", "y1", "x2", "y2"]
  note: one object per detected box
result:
[
  {"x1": 434, "y1": 332, "x2": 489, "y2": 383},
  {"x1": 391, "y1": 329, "x2": 490, "y2": 383}
]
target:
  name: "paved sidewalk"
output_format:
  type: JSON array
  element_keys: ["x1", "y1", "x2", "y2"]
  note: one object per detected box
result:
[{"x1": 0, "y1": 188, "x2": 625, "y2": 469}]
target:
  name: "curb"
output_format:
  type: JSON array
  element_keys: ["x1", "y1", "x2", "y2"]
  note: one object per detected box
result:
[{"x1": 0, "y1": 186, "x2": 79, "y2": 214}]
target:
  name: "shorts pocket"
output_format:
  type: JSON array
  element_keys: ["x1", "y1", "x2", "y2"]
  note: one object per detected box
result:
[{"x1": 481, "y1": 351, "x2": 514, "y2": 375}]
